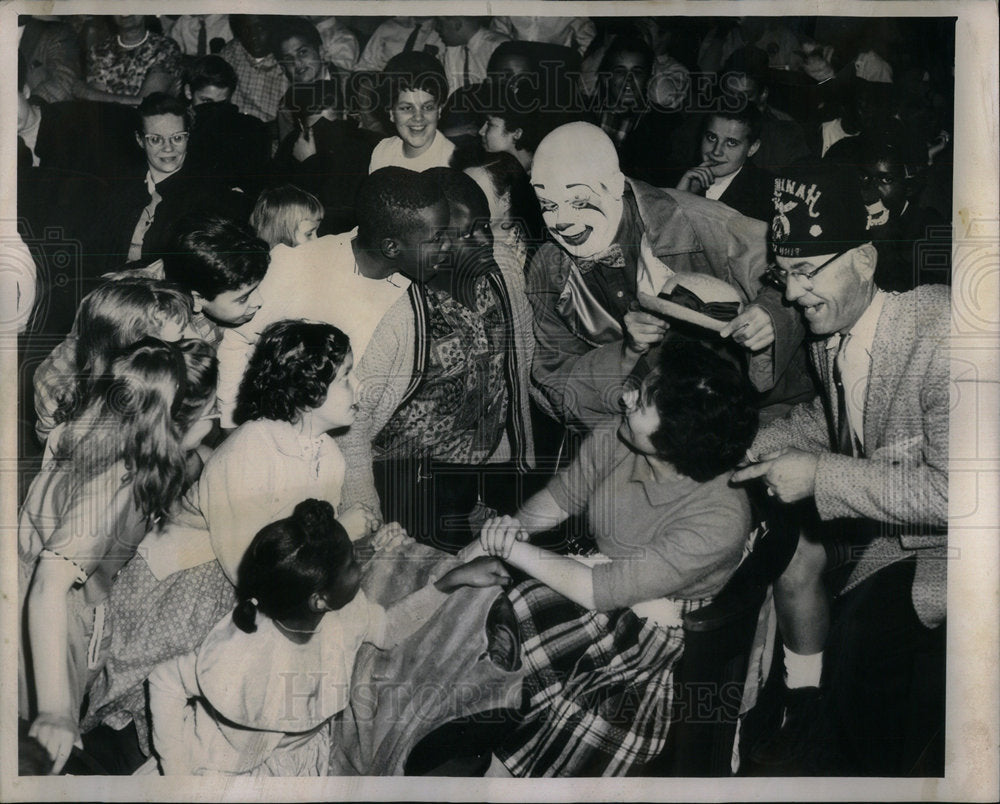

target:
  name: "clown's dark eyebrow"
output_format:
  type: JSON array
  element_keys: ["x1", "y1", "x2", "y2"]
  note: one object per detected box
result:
[{"x1": 566, "y1": 183, "x2": 597, "y2": 191}]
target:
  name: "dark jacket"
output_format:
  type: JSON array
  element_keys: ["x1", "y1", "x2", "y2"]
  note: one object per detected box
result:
[
  {"x1": 269, "y1": 118, "x2": 382, "y2": 234},
  {"x1": 186, "y1": 101, "x2": 272, "y2": 197},
  {"x1": 96, "y1": 164, "x2": 251, "y2": 272},
  {"x1": 716, "y1": 162, "x2": 776, "y2": 224}
]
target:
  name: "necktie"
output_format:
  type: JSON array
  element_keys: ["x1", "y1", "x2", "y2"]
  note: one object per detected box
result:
[
  {"x1": 402, "y1": 25, "x2": 421, "y2": 53},
  {"x1": 196, "y1": 17, "x2": 207, "y2": 57},
  {"x1": 463, "y1": 45, "x2": 470, "y2": 87},
  {"x1": 832, "y1": 334, "x2": 855, "y2": 456}
]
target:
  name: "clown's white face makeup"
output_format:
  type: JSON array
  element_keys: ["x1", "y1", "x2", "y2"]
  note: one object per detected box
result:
[{"x1": 530, "y1": 175, "x2": 624, "y2": 259}]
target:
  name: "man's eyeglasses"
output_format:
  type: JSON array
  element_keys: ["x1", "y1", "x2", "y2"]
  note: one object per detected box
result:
[
  {"x1": 763, "y1": 249, "x2": 850, "y2": 290},
  {"x1": 142, "y1": 132, "x2": 190, "y2": 149}
]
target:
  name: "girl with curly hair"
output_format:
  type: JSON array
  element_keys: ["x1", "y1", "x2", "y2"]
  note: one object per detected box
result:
[
  {"x1": 84, "y1": 321, "x2": 385, "y2": 754},
  {"x1": 472, "y1": 339, "x2": 760, "y2": 777},
  {"x1": 19, "y1": 337, "x2": 217, "y2": 774}
]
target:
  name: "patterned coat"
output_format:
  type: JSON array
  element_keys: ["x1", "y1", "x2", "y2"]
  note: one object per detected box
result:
[{"x1": 752, "y1": 285, "x2": 950, "y2": 626}]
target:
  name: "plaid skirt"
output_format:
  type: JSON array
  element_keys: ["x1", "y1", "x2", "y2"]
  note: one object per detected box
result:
[{"x1": 496, "y1": 578, "x2": 710, "y2": 777}]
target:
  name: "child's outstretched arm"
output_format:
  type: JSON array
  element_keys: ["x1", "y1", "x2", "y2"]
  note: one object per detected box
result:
[{"x1": 375, "y1": 557, "x2": 511, "y2": 649}]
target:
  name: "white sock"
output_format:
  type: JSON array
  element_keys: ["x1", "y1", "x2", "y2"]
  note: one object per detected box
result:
[{"x1": 783, "y1": 648, "x2": 823, "y2": 689}]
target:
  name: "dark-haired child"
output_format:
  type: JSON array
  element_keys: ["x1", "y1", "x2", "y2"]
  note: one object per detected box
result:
[
  {"x1": 162, "y1": 213, "x2": 269, "y2": 341},
  {"x1": 183, "y1": 55, "x2": 272, "y2": 197},
  {"x1": 149, "y1": 499, "x2": 509, "y2": 775}
]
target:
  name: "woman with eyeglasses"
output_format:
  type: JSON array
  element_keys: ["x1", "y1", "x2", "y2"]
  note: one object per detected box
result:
[{"x1": 94, "y1": 93, "x2": 251, "y2": 273}]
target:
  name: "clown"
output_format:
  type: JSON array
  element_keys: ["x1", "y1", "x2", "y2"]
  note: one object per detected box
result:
[{"x1": 525, "y1": 122, "x2": 812, "y2": 428}]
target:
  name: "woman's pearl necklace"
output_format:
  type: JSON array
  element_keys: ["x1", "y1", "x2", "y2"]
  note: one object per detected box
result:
[{"x1": 117, "y1": 30, "x2": 150, "y2": 50}]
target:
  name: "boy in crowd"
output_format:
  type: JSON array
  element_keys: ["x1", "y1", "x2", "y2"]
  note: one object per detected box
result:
[
  {"x1": 183, "y1": 56, "x2": 271, "y2": 196},
  {"x1": 220, "y1": 15, "x2": 288, "y2": 124},
  {"x1": 676, "y1": 106, "x2": 775, "y2": 223},
  {"x1": 214, "y1": 167, "x2": 451, "y2": 426}
]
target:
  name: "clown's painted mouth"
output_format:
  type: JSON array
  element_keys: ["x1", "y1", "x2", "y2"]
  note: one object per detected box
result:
[{"x1": 559, "y1": 227, "x2": 593, "y2": 247}]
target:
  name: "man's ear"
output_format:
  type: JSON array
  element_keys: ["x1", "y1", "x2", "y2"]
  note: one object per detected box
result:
[
  {"x1": 747, "y1": 139, "x2": 761, "y2": 159},
  {"x1": 606, "y1": 170, "x2": 626, "y2": 200},
  {"x1": 190, "y1": 290, "x2": 205, "y2": 313},
  {"x1": 854, "y1": 243, "x2": 878, "y2": 281},
  {"x1": 380, "y1": 237, "x2": 400, "y2": 260},
  {"x1": 184, "y1": 86, "x2": 192, "y2": 100}
]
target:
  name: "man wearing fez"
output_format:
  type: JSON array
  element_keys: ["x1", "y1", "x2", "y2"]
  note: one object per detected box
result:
[
  {"x1": 526, "y1": 121, "x2": 811, "y2": 429},
  {"x1": 732, "y1": 166, "x2": 948, "y2": 774}
]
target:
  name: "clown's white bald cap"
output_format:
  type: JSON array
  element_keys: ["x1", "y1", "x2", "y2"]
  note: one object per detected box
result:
[{"x1": 531, "y1": 122, "x2": 623, "y2": 186}]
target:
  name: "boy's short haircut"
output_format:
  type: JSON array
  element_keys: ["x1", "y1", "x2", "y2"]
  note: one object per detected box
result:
[
  {"x1": 270, "y1": 15, "x2": 322, "y2": 54},
  {"x1": 381, "y1": 50, "x2": 449, "y2": 109},
  {"x1": 705, "y1": 104, "x2": 764, "y2": 144},
  {"x1": 250, "y1": 185, "x2": 325, "y2": 248},
  {"x1": 136, "y1": 93, "x2": 190, "y2": 134},
  {"x1": 424, "y1": 166, "x2": 490, "y2": 220},
  {"x1": 356, "y1": 167, "x2": 443, "y2": 248},
  {"x1": 164, "y1": 214, "x2": 270, "y2": 300},
  {"x1": 185, "y1": 55, "x2": 238, "y2": 96}
]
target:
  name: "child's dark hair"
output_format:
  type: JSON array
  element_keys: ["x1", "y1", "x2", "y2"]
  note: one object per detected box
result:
[
  {"x1": 424, "y1": 167, "x2": 491, "y2": 221},
  {"x1": 233, "y1": 499, "x2": 353, "y2": 633},
  {"x1": 270, "y1": 15, "x2": 323, "y2": 56},
  {"x1": 355, "y1": 167, "x2": 443, "y2": 250},
  {"x1": 234, "y1": 320, "x2": 350, "y2": 425},
  {"x1": 164, "y1": 214, "x2": 270, "y2": 300},
  {"x1": 640, "y1": 339, "x2": 758, "y2": 482},
  {"x1": 185, "y1": 55, "x2": 238, "y2": 95}
]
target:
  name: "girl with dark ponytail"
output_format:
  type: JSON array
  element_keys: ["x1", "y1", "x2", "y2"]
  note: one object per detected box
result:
[
  {"x1": 19, "y1": 337, "x2": 217, "y2": 774},
  {"x1": 149, "y1": 499, "x2": 511, "y2": 776}
]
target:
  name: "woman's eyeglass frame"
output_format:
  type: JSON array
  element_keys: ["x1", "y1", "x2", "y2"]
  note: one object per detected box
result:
[{"x1": 141, "y1": 131, "x2": 190, "y2": 149}]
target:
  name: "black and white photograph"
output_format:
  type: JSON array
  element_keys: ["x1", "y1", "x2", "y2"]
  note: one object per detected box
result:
[{"x1": 1, "y1": 0, "x2": 997, "y2": 800}]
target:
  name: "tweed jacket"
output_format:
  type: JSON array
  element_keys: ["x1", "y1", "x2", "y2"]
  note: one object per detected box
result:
[
  {"x1": 752, "y1": 285, "x2": 950, "y2": 626},
  {"x1": 526, "y1": 177, "x2": 808, "y2": 427}
]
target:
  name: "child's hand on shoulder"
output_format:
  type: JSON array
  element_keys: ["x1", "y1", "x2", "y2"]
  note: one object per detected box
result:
[{"x1": 435, "y1": 556, "x2": 511, "y2": 593}]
